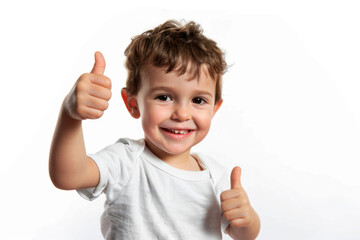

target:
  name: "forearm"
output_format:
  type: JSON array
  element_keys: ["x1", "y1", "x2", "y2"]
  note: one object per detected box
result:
[
  {"x1": 49, "y1": 101, "x2": 88, "y2": 189},
  {"x1": 227, "y1": 208, "x2": 260, "y2": 240}
]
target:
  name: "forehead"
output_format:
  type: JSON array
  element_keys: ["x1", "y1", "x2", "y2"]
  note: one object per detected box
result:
[{"x1": 139, "y1": 64, "x2": 216, "y2": 92}]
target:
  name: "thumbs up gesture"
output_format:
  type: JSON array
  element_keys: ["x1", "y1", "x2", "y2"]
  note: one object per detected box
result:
[
  {"x1": 64, "y1": 51, "x2": 112, "y2": 120},
  {"x1": 221, "y1": 167, "x2": 260, "y2": 238}
]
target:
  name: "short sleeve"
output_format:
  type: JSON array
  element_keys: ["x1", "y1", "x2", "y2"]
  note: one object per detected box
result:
[
  {"x1": 216, "y1": 167, "x2": 231, "y2": 233},
  {"x1": 77, "y1": 154, "x2": 111, "y2": 200},
  {"x1": 76, "y1": 138, "x2": 145, "y2": 201},
  {"x1": 218, "y1": 171, "x2": 230, "y2": 233},
  {"x1": 195, "y1": 153, "x2": 230, "y2": 233}
]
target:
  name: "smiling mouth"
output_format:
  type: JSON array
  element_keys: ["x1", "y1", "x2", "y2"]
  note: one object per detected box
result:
[{"x1": 161, "y1": 128, "x2": 193, "y2": 135}]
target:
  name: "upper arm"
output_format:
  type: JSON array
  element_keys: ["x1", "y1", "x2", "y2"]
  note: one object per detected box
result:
[
  {"x1": 77, "y1": 156, "x2": 101, "y2": 189},
  {"x1": 51, "y1": 156, "x2": 100, "y2": 190}
]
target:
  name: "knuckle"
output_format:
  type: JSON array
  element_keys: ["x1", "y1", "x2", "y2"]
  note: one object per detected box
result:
[
  {"x1": 94, "y1": 110, "x2": 104, "y2": 119},
  {"x1": 220, "y1": 192, "x2": 226, "y2": 201},
  {"x1": 76, "y1": 105, "x2": 86, "y2": 116},
  {"x1": 241, "y1": 218, "x2": 250, "y2": 227},
  {"x1": 103, "y1": 100, "x2": 109, "y2": 110},
  {"x1": 243, "y1": 205, "x2": 251, "y2": 213},
  {"x1": 231, "y1": 219, "x2": 244, "y2": 228},
  {"x1": 239, "y1": 190, "x2": 248, "y2": 198},
  {"x1": 241, "y1": 197, "x2": 250, "y2": 206},
  {"x1": 104, "y1": 77, "x2": 112, "y2": 88},
  {"x1": 220, "y1": 201, "x2": 226, "y2": 210},
  {"x1": 76, "y1": 95, "x2": 85, "y2": 108},
  {"x1": 223, "y1": 211, "x2": 231, "y2": 220},
  {"x1": 76, "y1": 80, "x2": 88, "y2": 92},
  {"x1": 98, "y1": 100, "x2": 108, "y2": 111},
  {"x1": 106, "y1": 90, "x2": 112, "y2": 100},
  {"x1": 230, "y1": 219, "x2": 238, "y2": 227},
  {"x1": 79, "y1": 73, "x2": 91, "y2": 80}
]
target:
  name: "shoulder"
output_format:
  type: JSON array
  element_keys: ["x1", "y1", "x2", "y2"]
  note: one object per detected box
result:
[
  {"x1": 194, "y1": 152, "x2": 230, "y2": 196},
  {"x1": 95, "y1": 138, "x2": 145, "y2": 156},
  {"x1": 195, "y1": 152, "x2": 227, "y2": 173},
  {"x1": 115, "y1": 138, "x2": 146, "y2": 153},
  {"x1": 78, "y1": 138, "x2": 146, "y2": 200},
  {"x1": 88, "y1": 138, "x2": 146, "y2": 171},
  {"x1": 194, "y1": 152, "x2": 228, "y2": 183}
]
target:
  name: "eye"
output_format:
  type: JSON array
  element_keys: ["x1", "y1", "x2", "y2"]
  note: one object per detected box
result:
[
  {"x1": 192, "y1": 97, "x2": 206, "y2": 105},
  {"x1": 156, "y1": 95, "x2": 172, "y2": 102}
]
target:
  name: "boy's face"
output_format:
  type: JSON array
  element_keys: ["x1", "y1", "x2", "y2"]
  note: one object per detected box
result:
[{"x1": 129, "y1": 64, "x2": 222, "y2": 159}]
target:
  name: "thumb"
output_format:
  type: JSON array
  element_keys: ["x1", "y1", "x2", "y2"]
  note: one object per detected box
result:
[
  {"x1": 91, "y1": 51, "x2": 106, "y2": 75},
  {"x1": 230, "y1": 166, "x2": 242, "y2": 189}
]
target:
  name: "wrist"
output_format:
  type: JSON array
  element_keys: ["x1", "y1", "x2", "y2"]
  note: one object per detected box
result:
[{"x1": 62, "y1": 94, "x2": 79, "y2": 121}]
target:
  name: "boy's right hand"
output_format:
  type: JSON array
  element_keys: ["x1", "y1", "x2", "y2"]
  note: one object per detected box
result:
[{"x1": 64, "y1": 51, "x2": 112, "y2": 120}]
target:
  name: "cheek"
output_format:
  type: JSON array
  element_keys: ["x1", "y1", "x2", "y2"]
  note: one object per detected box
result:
[
  {"x1": 141, "y1": 104, "x2": 169, "y2": 128},
  {"x1": 195, "y1": 110, "x2": 214, "y2": 130},
  {"x1": 192, "y1": 112, "x2": 214, "y2": 145}
]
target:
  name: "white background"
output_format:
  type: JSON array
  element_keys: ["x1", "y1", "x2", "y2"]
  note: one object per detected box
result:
[{"x1": 1, "y1": 0, "x2": 360, "y2": 239}]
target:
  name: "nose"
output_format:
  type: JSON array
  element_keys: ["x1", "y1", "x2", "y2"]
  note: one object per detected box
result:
[{"x1": 171, "y1": 103, "x2": 191, "y2": 121}]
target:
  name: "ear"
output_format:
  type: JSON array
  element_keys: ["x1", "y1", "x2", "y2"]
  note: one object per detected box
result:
[
  {"x1": 212, "y1": 99, "x2": 223, "y2": 117},
  {"x1": 121, "y1": 88, "x2": 140, "y2": 119}
]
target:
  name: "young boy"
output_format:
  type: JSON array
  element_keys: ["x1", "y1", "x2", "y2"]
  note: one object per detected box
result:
[{"x1": 49, "y1": 20, "x2": 260, "y2": 239}]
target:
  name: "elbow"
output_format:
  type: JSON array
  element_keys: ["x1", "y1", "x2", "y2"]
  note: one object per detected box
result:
[
  {"x1": 49, "y1": 169, "x2": 75, "y2": 190},
  {"x1": 49, "y1": 157, "x2": 77, "y2": 190}
]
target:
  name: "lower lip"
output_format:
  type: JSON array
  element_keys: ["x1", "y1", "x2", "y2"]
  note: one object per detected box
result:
[{"x1": 160, "y1": 128, "x2": 194, "y2": 139}]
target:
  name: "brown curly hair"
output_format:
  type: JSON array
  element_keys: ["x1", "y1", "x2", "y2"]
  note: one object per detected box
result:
[{"x1": 124, "y1": 20, "x2": 227, "y2": 103}]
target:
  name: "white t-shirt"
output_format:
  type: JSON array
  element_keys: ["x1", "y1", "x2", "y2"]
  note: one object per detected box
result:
[{"x1": 77, "y1": 138, "x2": 230, "y2": 240}]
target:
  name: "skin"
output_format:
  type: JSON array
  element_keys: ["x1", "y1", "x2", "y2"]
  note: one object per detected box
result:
[
  {"x1": 122, "y1": 64, "x2": 222, "y2": 170},
  {"x1": 49, "y1": 51, "x2": 260, "y2": 239},
  {"x1": 222, "y1": 167, "x2": 261, "y2": 239}
]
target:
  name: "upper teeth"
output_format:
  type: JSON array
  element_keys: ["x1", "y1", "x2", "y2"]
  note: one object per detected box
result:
[{"x1": 170, "y1": 129, "x2": 188, "y2": 134}]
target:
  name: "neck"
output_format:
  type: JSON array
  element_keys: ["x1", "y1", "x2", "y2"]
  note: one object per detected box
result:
[{"x1": 144, "y1": 139, "x2": 202, "y2": 171}]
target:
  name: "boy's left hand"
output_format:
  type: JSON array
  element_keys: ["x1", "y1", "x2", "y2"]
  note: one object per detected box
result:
[{"x1": 221, "y1": 166, "x2": 253, "y2": 229}]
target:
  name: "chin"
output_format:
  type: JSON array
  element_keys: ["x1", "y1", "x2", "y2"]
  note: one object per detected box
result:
[
  {"x1": 159, "y1": 143, "x2": 193, "y2": 156},
  {"x1": 146, "y1": 139, "x2": 193, "y2": 157},
  {"x1": 144, "y1": 131, "x2": 206, "y2": 157}
]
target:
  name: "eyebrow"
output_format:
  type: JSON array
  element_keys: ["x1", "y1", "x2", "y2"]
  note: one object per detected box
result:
[
  {"x1": 149, "y1": 86, "x2": 174, "y2": 92},
  {"x1": 150, "y1": 86, "x2": 214, "y2": 97},
  {"x1": 194, "y1": 90, "x2": 214, "y2": 98}
]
